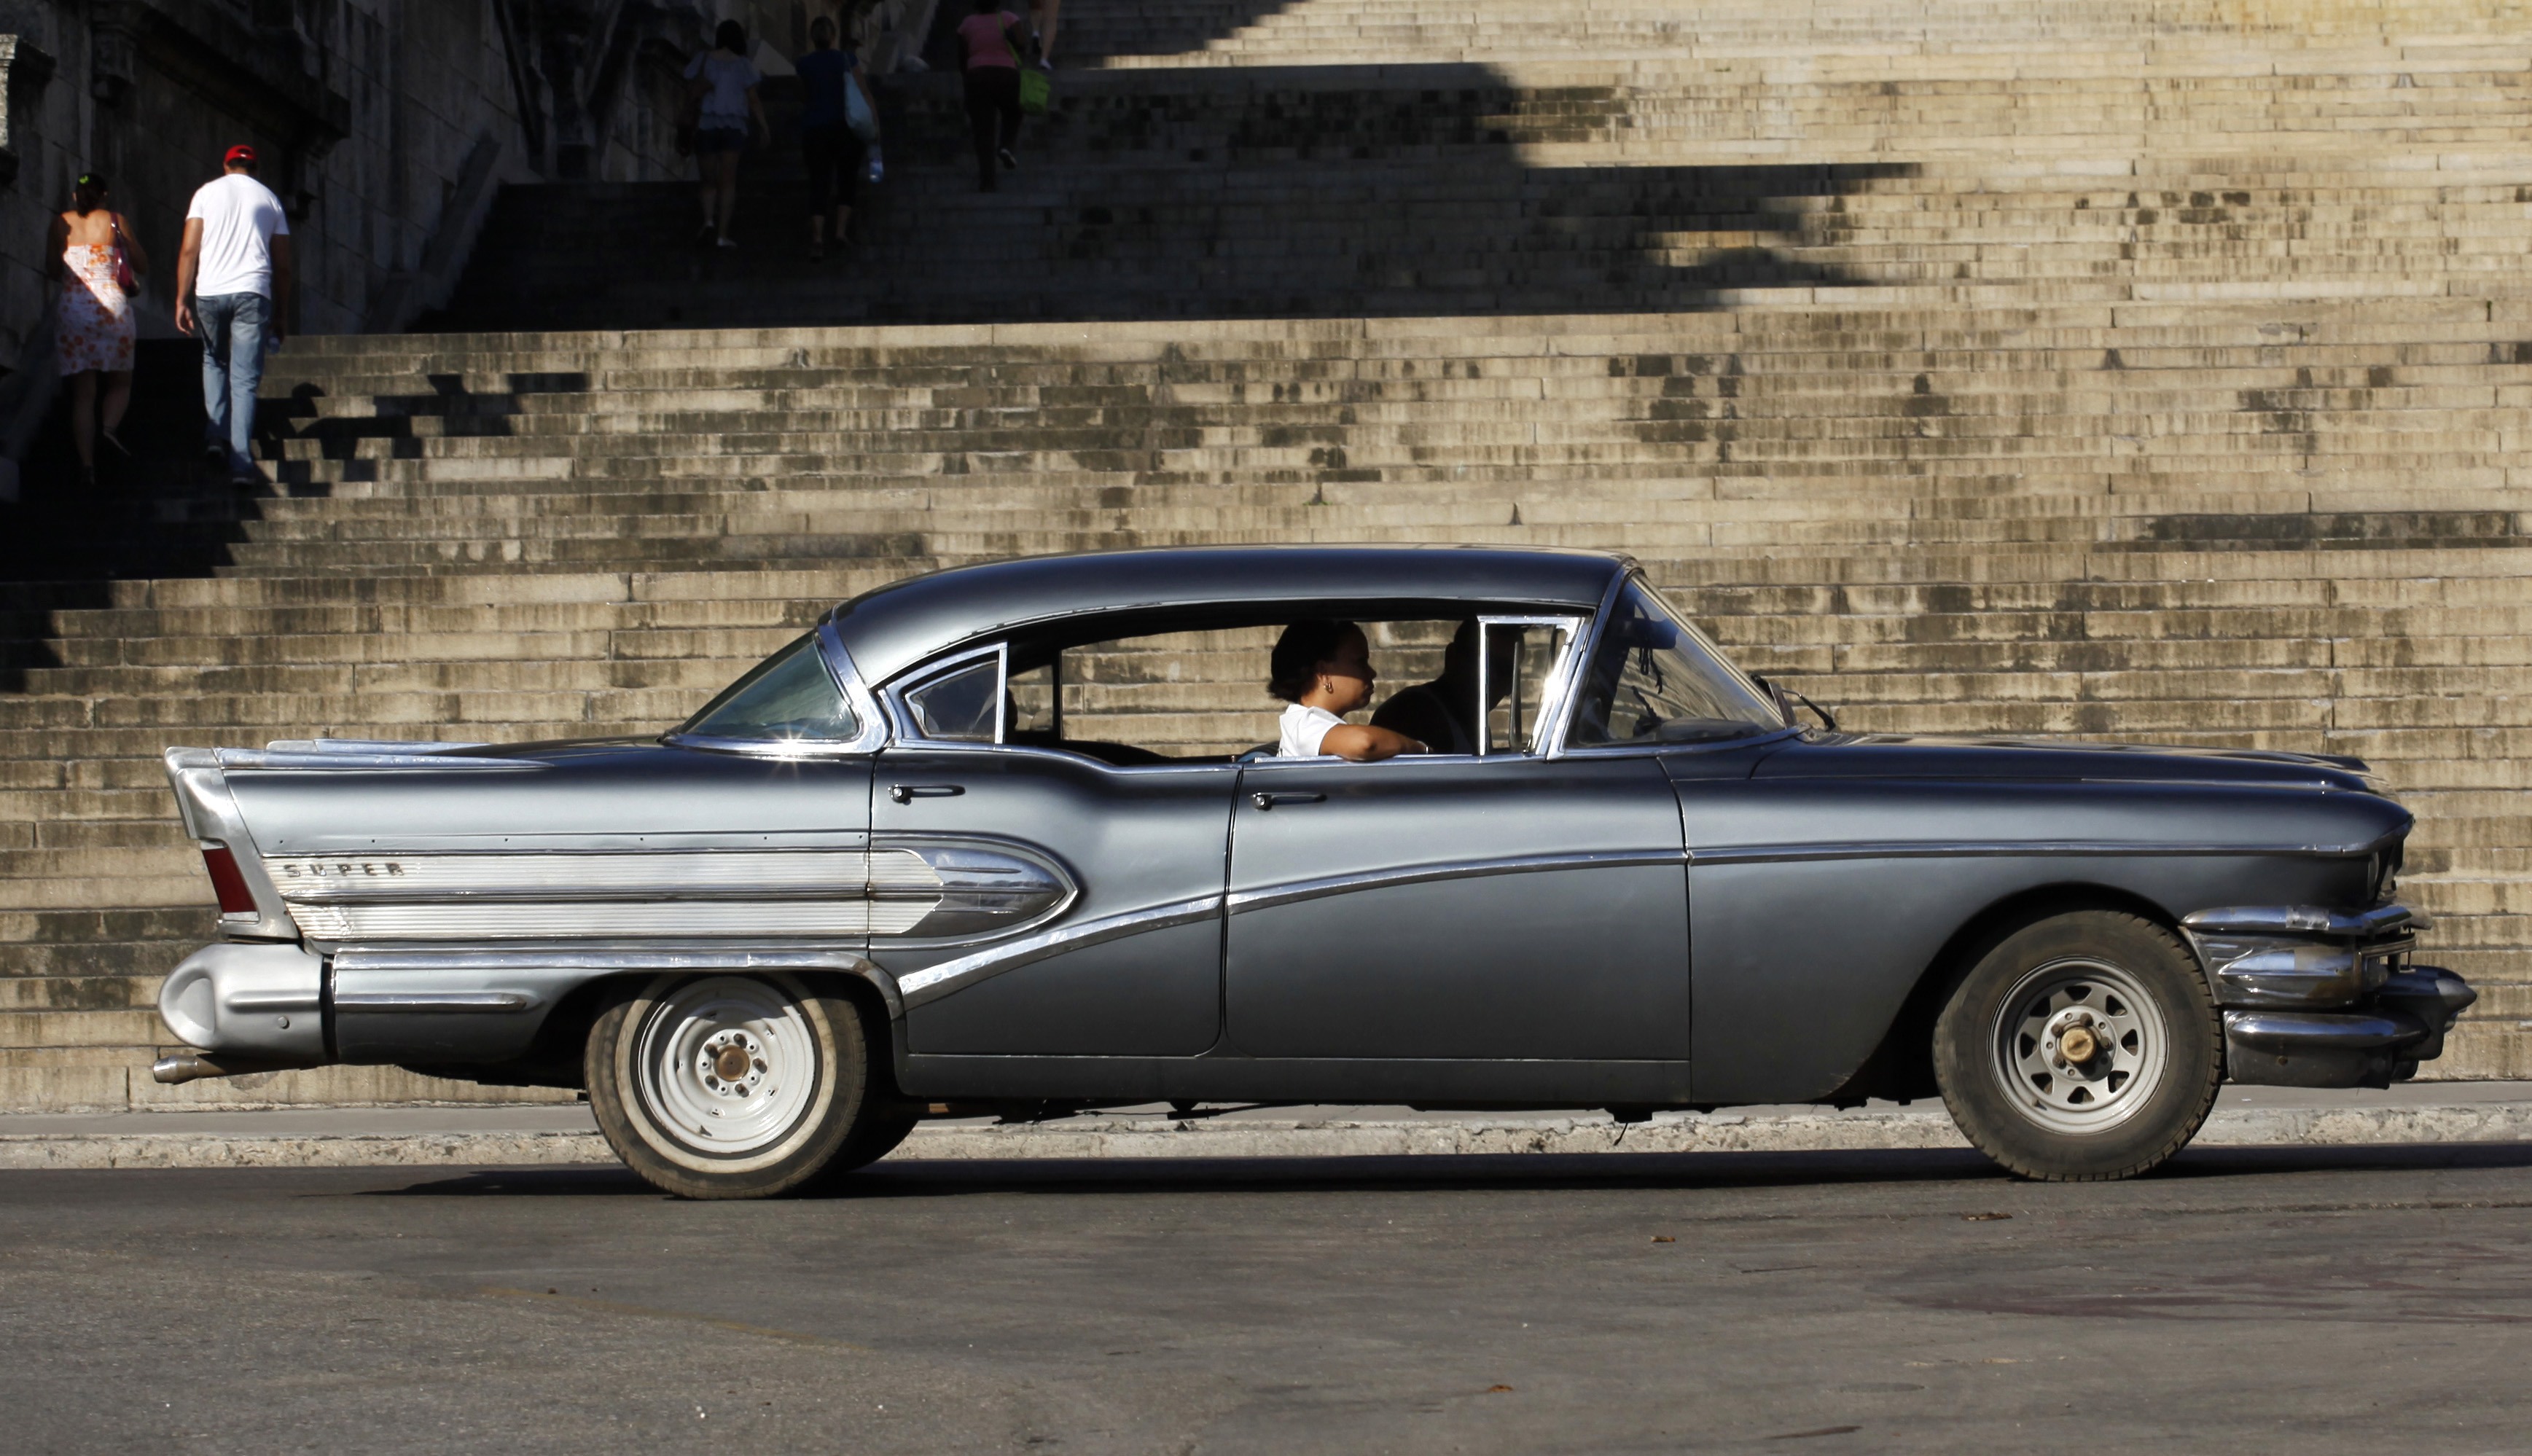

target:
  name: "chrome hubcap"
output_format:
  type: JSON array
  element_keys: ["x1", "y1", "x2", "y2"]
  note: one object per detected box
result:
[{"x1": 1988, "y1": 958, "x2": 2168, "y2": 1135}]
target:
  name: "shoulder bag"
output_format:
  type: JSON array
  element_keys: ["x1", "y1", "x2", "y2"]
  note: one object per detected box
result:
[
  {"x1": 845, "y1": 72, "x2": 880, "y2": 142},
  {"x1": 1004, "y1": 20, "x2": 1052, "y2": 115},
  {"x1": 110, "y1": 216, "x2": 139, "y2": 297}
]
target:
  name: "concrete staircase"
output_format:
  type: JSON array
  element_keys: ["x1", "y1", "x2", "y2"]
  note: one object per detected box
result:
[{"x1": 4, "y1": 0, "x2": 2529, "y2": 1109}]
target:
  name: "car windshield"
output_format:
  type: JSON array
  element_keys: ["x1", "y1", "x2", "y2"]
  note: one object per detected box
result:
[
  {"x1": 1567, "y1": 580, "x2": 1782, "y2": 747},
  {"x1": 677, "y1": 633, "x2": 863, "y2": 745}
]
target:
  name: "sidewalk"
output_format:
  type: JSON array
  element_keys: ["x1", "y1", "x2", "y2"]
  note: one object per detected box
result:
[{"x1": 4, "y1": 1082, "x2": 2530, "y2": 1171}]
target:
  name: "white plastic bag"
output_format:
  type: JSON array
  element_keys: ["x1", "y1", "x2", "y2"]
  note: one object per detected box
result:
[{"x1": 845, "y1": 74, "x2": 880, "y2": 142}]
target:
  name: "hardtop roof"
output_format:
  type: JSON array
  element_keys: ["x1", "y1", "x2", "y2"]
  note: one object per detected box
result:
[{"x1": 828, "y1": 544, "x2": 1633, "y2": 684}]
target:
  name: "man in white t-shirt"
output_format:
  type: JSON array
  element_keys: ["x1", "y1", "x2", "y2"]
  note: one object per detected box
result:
[{"x1": 174, "y1": 145, "x2": 292, "y2": 485}]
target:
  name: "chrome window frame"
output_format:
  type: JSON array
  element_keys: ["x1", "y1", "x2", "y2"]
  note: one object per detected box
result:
[
  {"x1": 662, "y1": 619, "x2": 888, "y2": 759},
  {"x1": 1476, "y1": 614, "x2": 1586, "y2": 757},
  {"x1": 1552, "y1": 569, "x2": 1796, "y2": 759},
  {"x1": 883, "y1": 641, "x2": 1011, "y2": 747},
  {"x1": 875, "y1": 598, "x2": 1610, "y2": 764}
]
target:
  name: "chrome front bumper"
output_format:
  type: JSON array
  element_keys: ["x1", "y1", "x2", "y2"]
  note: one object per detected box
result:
[{"x1": 2182, "y1": 904, "x2": 2476, "y2": 1089}]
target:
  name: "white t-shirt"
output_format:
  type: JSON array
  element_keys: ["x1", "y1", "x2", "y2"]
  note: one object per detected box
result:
[
  {"x1": 685, "y1": 52, "x2": 762, "y2": 127},
  {"x1": 184, "y1": 173, "x2": 289, "y2": 300},
  {"x1": 1278, "y1": 702, "x2": 1345, "y2": 758}
]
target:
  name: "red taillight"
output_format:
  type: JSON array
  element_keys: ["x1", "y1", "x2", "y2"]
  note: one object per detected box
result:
[{"x1": 200, "y1": 844, "x2": 257, "y2": 916}]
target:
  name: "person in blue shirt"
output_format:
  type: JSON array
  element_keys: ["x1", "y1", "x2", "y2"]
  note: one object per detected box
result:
[{"x1": 796, "y1": 15, "x2": 868, "y2": 259}]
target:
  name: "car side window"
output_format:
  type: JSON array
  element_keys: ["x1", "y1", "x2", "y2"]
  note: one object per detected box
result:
[
  {"x1": 679, "y1": 633, "x2": 863, "y2": 743},
  {"x1": 902, "y1": 655, "x2": 1002, "y2": 743}
]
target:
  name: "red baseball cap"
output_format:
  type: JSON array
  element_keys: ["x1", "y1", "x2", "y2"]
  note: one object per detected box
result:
[{"x1": 224, "y1": 144, "x2": 257, "y2": 166}]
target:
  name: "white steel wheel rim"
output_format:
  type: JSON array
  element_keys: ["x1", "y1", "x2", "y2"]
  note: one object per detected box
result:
[
  {"x1": 1986, "y1": 957, "x2": 2170, "y2": 1136},
  {"x1": 632, "y1": 976, "x2": 824, "y2": 1163}
]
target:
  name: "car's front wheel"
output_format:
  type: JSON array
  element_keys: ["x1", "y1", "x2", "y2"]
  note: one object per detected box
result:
[
  {"x1": 586, "y1": 973, "x2": 892, "y2": 1199},
  {"x1": 1932, "y1": 910, "x2": 2221, "y2": 1181}
]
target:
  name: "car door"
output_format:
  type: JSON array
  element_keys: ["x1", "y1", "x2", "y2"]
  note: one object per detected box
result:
[
  {"x1": 872, "y1": 644, "x2": 1239, "y2": 1057},
  {"x1": 1222, "y1": 619, "x2": 1692, "y2": 1063}
]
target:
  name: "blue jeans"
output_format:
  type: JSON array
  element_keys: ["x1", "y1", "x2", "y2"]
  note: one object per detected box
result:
[{"x1": 196, "y1": 291, "x2": 268, "y2": 475}]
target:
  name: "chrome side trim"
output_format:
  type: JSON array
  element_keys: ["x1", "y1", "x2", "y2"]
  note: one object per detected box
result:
[
  {"x1": 267, "y1": 849, "x2": 880, "y2": 902},
  {"x1": 873, "y1": 839, "x2": 1077, "y2": 941},
  {"x1": 661, "y1": 730, "x2": 872, "y2": 760},
  {"x1": 294, "y1": 901, "x2": 891, "y2": 941},
  {"x1": 895, "y1": 894, "x2": 1224, "y2": 1008},
  {"x1": 1692, "y1": 839, "x2": 2388, "y2": 866},
  {"x1": 1227, "y1": 848, "x2": 1685, "y2": 915},
  {"x1": 264, "y1": 738, "x2": 491, "y2": 755},
  {"x1": 268, "y1": 842, "x2": 1071, "y2": 944},
  {"x1": 216, "y1": 748, "x2": 550, "y2": 772},
  {"x1": 332, "y1": 947, "x2": 903, "y2": 1022},
  {"x1": 333, "y1": 992, "x2": 542, "y2": 1013}
]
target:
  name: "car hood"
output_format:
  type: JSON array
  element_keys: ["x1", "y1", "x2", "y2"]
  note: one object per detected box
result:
[{"x1": 1751, "y1": 733, "x2": 2386, "y2": 795}]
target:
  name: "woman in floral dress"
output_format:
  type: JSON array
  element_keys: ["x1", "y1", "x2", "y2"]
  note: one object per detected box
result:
[{"x1": 47, "y1": 172, "x2": 149, "y2": 484}]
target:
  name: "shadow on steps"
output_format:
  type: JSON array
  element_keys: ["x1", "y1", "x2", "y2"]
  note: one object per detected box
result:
[
  {"x1": 0, "y1": 338, "x2": 302, "y2": 688},
  {"x1": 428, "y1": 63, "x2": 1918, "y2": 332}
]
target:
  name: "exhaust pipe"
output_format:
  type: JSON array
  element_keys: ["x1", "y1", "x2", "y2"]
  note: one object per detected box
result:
[{"x1": 151, "y1": 1052, "x2": 324, "y2": 1086}]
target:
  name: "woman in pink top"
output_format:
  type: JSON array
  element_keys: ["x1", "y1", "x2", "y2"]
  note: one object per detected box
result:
[{"x1": 956, "y1": 0, "x2": 1031, "y2": 192}]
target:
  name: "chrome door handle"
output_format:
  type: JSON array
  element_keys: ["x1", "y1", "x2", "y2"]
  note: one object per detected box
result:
[
  {"x1": 889, "y1": 784, "x2": 965, "y2": 804},
  {"x1": 1249, "y1": 791, "x2": 1325, "y2": 810}
]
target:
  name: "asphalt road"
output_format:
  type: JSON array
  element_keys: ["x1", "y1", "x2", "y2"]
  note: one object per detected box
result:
[{"x1": 4, "y1": 1144, "x2": 2529, "y2": 1455}]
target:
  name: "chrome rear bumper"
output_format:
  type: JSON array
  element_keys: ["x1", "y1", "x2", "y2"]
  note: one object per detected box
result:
[{"x1": 155, "y1": 941, "x2": 328, "y2": 1074}]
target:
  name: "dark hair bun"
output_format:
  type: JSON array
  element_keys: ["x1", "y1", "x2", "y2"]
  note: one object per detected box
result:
[{"x1": 1268, "y1": 619, "x2": 1357, "y2": 703}]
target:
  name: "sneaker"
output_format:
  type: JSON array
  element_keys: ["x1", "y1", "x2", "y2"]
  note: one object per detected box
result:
[
  {"x1": 1036, "y1": 56, "x2": 1053, "y2": 71},
  {"x1": 716, "y1": 236, "x2": 739, "y2": 250},
  {"x1": 203, "y1": 441, "x2": 227, "y2": 466},
  {"x1": 896, "y1": 55, "x2": 929, "y2": 73},
  {"x1": 101, "y1": 429, "x2": 132, "y2": 458},
  {"x1": 998, "y1": 147, "x2": 1019, "y2": 171},
  {"x1": 695, "y1": 221, "x2": 716, "y2": 247}
]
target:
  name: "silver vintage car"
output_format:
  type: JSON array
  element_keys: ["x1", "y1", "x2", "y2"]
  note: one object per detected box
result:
[{"x1": 155, "y1": 546, "x2": 2474, "y2": 1197}]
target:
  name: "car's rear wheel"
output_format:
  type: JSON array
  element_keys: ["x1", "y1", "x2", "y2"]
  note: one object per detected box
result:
[
  {"x1": 1932, "y1": 910, "x2": 2221, "y2": 1181},
  {"x1": 586, "y1": 972, "x2": 887, "y2": 1199}
]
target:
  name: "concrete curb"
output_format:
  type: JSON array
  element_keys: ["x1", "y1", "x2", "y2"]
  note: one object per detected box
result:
[{"x1": 6, "y1": 1101, "x2": 2532, "y2": 1171}]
